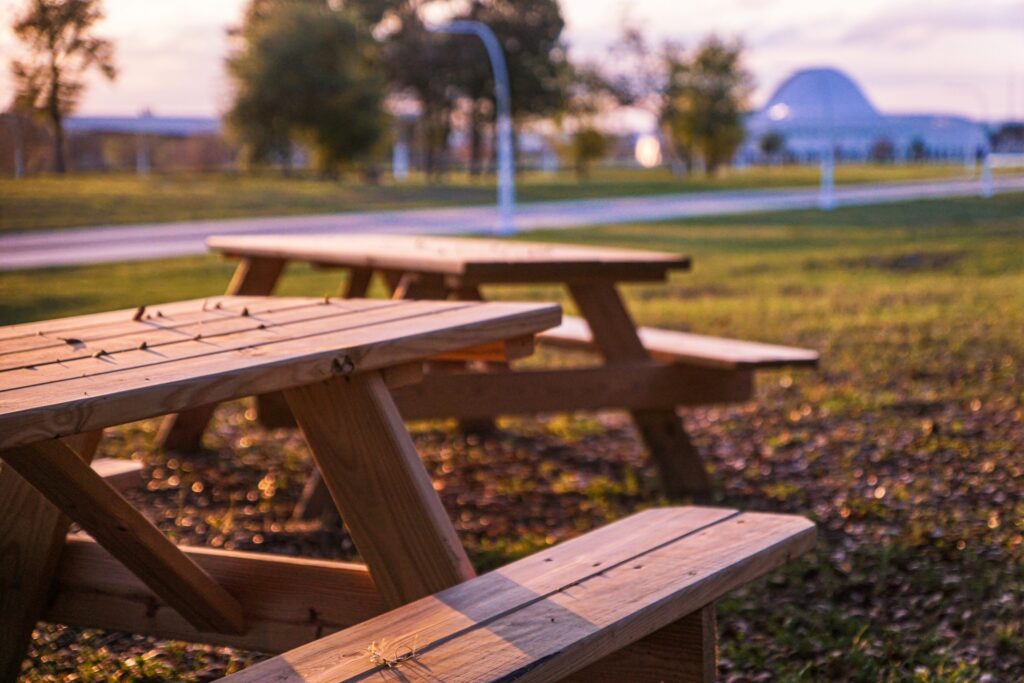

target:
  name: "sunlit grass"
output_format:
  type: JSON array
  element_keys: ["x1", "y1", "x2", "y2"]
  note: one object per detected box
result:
[{"x1": 0, "y1": 163, "x2": 977, "y2": 232}]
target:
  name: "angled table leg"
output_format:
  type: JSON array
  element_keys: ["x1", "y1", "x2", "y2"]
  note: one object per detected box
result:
[
  {"x1": 292, "y1": 267, "x2": 376, "y2": 520},
  {"x1": 295, "y1": 269, "x2": 455, "y2": 521},
  {"x1": 1, "y1": 439, "x2": 245, "y2": 635},
  {"x1": 452, "y1": 284, "x2": 502, "y2": 435},
  {"x1": 284, "y1": 372, "x2": 475, "y2": 607},
  {"x1": 156, "y1": 256, "x2": 287, "y2": 451},
  {"x1": 0, "y1": 433, "x2": 101, "y2": 682},
  {"x1": 568, "y1": 282, "x2": 711, "y2": 497}
]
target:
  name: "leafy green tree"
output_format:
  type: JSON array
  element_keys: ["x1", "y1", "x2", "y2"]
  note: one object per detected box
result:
[
  {"x1": 379, "y1": 4, "x2": 460, "y2": 180},
  {"x1": 9, "y1": 0, "x2": 116, "y2": 174},
  {"x1": 226, "y1": 0, "x2": 386, "y2": 174},
  {"x1": 663, "y1": 35, "x2": 752, "y2": 176},
  {"x1": 450, "y1": 0, "x2": 570, "y2": 175},
  {"x1": 760, "y1": 130, "x2": 785, "y2": 162},
  {"x1": 571, "y1": 127, "x2": 607, "y2": 180}
]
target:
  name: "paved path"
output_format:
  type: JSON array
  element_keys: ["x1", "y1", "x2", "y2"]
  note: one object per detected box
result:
[{"x1": 3, "y1": 175, "x2": 1023, "y2": 271}]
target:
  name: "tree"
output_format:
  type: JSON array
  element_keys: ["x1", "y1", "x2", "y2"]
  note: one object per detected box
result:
[
  {"x1": 9, "y1": 0, "x2": 116, "y2": 174},
  {"x1": 449, "y1": 0, "x2": 570, "y2": 175},
  {"x1": 226, "y1": 0, "x2": 387, "y2": 174},
  {"x1": 662, "y1": 36, "x2": 752, "y2": 176},
  {"x1": 571, "y1": 127, "x2": 607, "y2": 180},
  {"x1": 760, "y1": 130, "x2": 785, "y2": 162}
]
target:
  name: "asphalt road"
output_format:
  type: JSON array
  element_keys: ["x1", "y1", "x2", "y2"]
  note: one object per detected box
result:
[{"x1": 3, "y1": 174, "x2": 1023, "y2": 271}]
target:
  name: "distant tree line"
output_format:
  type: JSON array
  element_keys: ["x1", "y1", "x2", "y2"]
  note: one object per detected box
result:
[{"x1": 5, "y1": 0, "x2": 757, "y2": 178}]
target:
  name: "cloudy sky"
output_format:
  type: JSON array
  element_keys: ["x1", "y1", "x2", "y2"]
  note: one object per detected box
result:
[{"x1": 0, "y1": 0, "x2": 1021, "y2": 122}]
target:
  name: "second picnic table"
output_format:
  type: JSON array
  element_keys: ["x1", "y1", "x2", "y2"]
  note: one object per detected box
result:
[{"x1": 161, "y1": 234, "x2": 819, "y2": 499}]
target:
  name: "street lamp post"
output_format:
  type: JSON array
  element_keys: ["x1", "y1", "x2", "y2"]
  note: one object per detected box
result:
[{"x1": 429, "y1": 20, "x2": 516, "y2": 235}]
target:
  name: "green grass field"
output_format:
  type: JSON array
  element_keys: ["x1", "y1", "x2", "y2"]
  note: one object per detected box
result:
[
  {"x1": 0, "y1": 163, "x2": 976, "y2": 233},
  {"x1": 5, "y1": 194, "x2": 1024, "y2": 681}
]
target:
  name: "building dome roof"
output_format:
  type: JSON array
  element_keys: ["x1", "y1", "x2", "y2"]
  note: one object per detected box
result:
[{"x1": 759, "y1": 67, "x2": 882, "y2": 126}]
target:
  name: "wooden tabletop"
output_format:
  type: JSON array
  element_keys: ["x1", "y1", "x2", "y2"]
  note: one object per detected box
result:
[
  {"x1": 0, "y1": 295, "x2": 560, "y2": 449},
  {"x1": 207, "y1": 234, "x2": 691, "y2": 284}
]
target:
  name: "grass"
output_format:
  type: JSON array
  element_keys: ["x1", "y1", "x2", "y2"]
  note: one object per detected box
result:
[
  {"x1": 6, "y1": 193, "x2": 1024, "y2": 680},
  {"x1": 0, "y1": 163, "x2": 977, "y2": 233}
]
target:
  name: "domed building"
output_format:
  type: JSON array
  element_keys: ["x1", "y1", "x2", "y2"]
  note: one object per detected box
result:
[{"x1": 742, "y1": 67, "x2": 988, "y2": 163}]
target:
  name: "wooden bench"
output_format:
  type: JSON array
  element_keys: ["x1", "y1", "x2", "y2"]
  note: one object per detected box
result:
[
  {"x1": 541, "y1": 315, "x2": 819, "y2": 370},
  {"x1": 194, "y1": 234, "x2": 820, "y2": 500},
  {"x1": 220, "y1": 506, "x2": 816, "y2": 682},
  {"x1": 92, "y1": 457, "x2": 144, "y2": 493}
]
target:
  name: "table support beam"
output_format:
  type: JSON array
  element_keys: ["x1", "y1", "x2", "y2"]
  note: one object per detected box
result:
[
  {"x1": 46, "y1": 536, "x2": 384, "y2": 653},
  {"x1": 0, "y1": 440, "x2": 246, "y2": 635},
  {"x1": 0, "y1": 432, "x2": 101, "y2": 683},
  {"x1": 284, "y1": 372, "x2": 475, "y2": 607},
  {"x1": 569, "y1": 282, "x2": 712, "y2": 496}
]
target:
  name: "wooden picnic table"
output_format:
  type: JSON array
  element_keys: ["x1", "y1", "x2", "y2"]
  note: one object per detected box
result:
[
  {"x1": 0, "y1": 295, "x2": 559, "y2": 679},
  {"x1": 180, "y1": 234, "x2": 816, "y2": 502}
]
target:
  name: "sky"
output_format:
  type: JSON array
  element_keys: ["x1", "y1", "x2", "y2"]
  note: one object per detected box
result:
[{"x1": 0, "y1": 0, "x2": 1022, "y2": 123}]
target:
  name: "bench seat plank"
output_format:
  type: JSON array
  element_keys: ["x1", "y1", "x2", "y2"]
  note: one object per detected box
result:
[
  {"x1": 541, "y1": 316, "x2": 819, "y2": 370},
  {"x1": 220, "y1": 507, "x2": 815, "y2": 682},
  {"x1": 91, "y1": 458, "x2": 143, "y2": 493}
]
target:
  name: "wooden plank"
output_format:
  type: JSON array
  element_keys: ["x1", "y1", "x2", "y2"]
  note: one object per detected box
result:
[
  {"x1": 0, "y1": 296, "x2": 266, "y2": 346},
  {"x1": 283, "y1": 372, "x2": 476, "y2": 607},
  {"x1": 2, "y1": 301, "x2": 411, "y2": 393},
  {"x1": 541, "y1": 316, "x2": 819, "y2": 370},
  {"x1": 208, "y1": 234, "x2": 690, "y2": 285},
  {"x1": 91, "y1": 457, "x2": 143, "y2": 493},
  {"x1": 0, "y1": 298, "x2": 400, "y2": 379},
  {"x1": 0, "y1": 431, "x2": 101, "y2": 683},
  {"x1": 564, "y1": 606, "x2": 717, "y2": 683},
  {"x1": 0, "y1": 440, "x2": 245, "y2": 634},
  {"x1": 0, "y1": 299, "x2": 561, "y2": 449},
  {"x1": 46, "y1": 536, "x2": 384, "y2": 652},
  {"x1": 218, "y1": 508, "x2": 814, "y2": 682},
  {"x1": 569, "y1": 283, "x2": 711, "y2": 496},
  {"x1": 392, "y1": 363, "x2": 753, "y2": 419}
]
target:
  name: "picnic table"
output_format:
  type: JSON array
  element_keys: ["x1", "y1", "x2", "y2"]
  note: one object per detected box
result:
[
  {"x1": 0, "y1": 295, "x2": 560, "y2": 679},
  {"x1": 169, "y1": 234, "x2": 818, "y2": 501}
]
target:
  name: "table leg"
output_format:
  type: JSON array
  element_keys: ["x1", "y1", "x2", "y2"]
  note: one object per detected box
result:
[
  {"x1": 452, "y1": 284, "x2": 502, "y2": 435},
  {"x1": 0, "y1": 433, "x2": 101, "y2": 682},
  {"x1": 284, "y1": 372, "x2": 475, "y2": 607},
  {"x1": 292, "y1": 267, "x2": 377, "y2": 520},
  {"x1": 568, "y1": 282, "x2": 711, "y2": 496},
  {"x1": 156, "y1": 256, "x2": 286, "y2": 451}
]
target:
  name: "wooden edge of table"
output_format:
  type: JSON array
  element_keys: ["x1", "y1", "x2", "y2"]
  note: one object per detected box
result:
[
  {"x1": 207, "y1": 238, "x2": 691, "y2": 286},
  {"x1": 0, "y1": 301, "x2": 562, "y2": 450},
  {"x1": 46, "y1": 535, "x2": 385, "y2": 653}
]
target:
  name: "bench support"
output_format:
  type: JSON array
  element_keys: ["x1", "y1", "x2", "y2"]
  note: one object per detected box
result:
[
  {"x1": 284, "y1": 372, "x2": 476, "y2": 607},
  {"x1": 565, "y1": 605, "x2": 717, "y2": 683},
  {"x1": 569, "y1": 282, "x2": 712, "y2": 496},
  {"x1": 45, "y1": 536, "x2": 385, "y2": 653},
  {"x1": 1, "y1": 439, "x2": 246, "y2": 635},
  {"x1": 0, "y1": 432, "x2": 101, "y2": 683}
]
